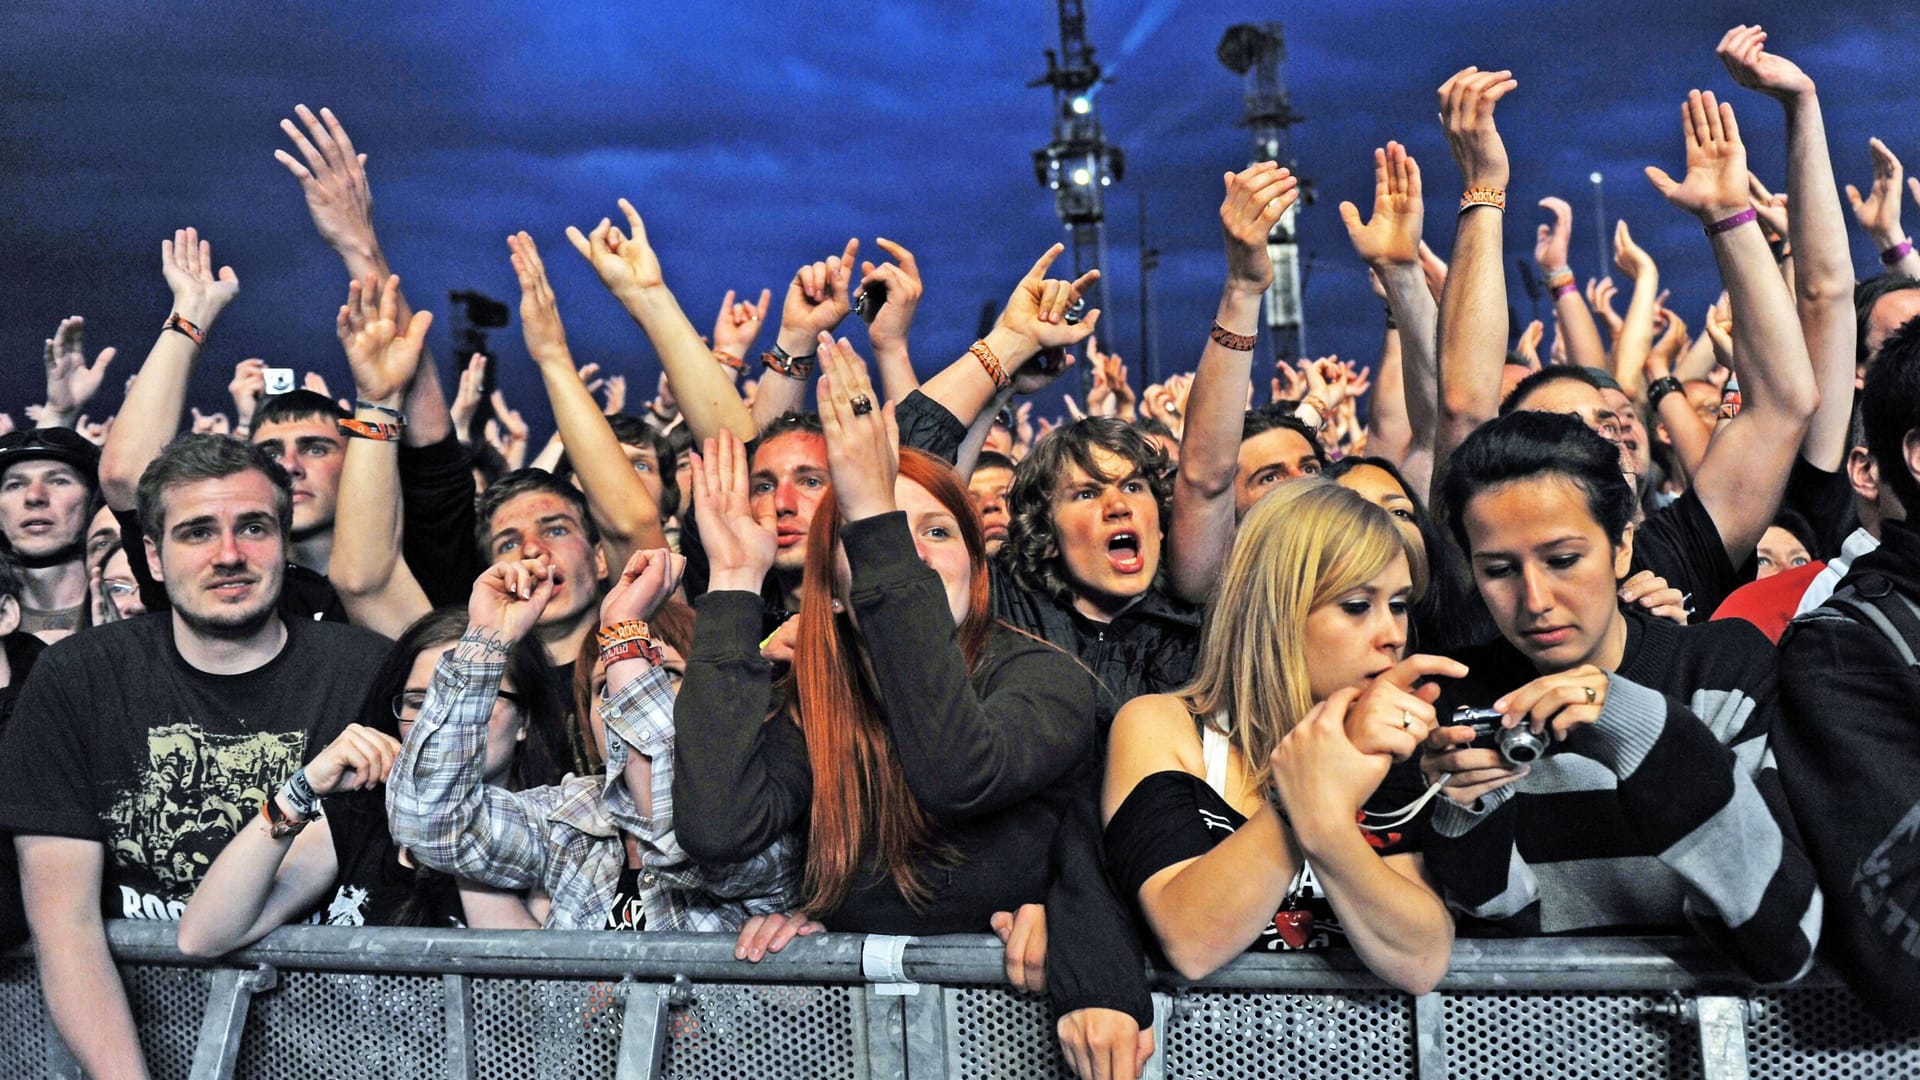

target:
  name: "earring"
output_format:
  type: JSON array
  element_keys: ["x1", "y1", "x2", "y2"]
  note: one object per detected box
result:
[{"x1": 831, "y1": 598, "x2": 845, "y2": 613}]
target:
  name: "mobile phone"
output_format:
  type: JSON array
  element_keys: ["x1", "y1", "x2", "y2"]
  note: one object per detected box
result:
[
  {"x1": 264, "y1": 368, "x2": 296, "y2": 396},
  {"x1": 853, "y1": 281, "x2": 888, "y2": 325}
]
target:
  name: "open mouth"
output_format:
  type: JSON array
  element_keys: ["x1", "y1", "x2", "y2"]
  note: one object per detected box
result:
[{"x1": 1106, "y1": 532, "x2": 1144, "y2": 574}]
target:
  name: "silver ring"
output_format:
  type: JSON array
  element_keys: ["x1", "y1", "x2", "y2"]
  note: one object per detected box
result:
[
  {"x1": 1400, "y1": 710, "x2": 1414, "y2": 731},
  {"x1": 850, "y1": 394, "x2": 874, "y2": 417}
]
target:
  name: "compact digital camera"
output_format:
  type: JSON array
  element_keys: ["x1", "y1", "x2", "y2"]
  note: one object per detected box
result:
[{"x1": 1454, "y1": 706, "x2": 1551, "y2": 766}]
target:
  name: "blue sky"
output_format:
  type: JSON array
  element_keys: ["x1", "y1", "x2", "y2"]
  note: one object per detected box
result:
[{"x1": 3, "y1": 1, "x2": 1914, "y2": 432}]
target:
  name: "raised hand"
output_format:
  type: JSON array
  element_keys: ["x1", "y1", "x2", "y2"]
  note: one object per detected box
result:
[
  {"x1": 858, "y1": 238, "x2": 925, "y2": 358},
  {"x1": 1100, "y1": 343, "x2": 1136, "y2": 420},
  {"x1": 1418, "y1": 241, "x2": 1448, "y2": 301},
  {"x1": 160, "y1": 227, "x2": 240, "y2": 328},
  {"x1": 274, "y1": 104, "x2": 380, "y2": 260},
  {"x1": 600, "y1": 374, "x2": 627, "y2": 416},
  {"x1": 1223, "y1": 161, "x2": 1298, "y2": 292},
  {"x1": 1339, "y1": 143, "x2": 1421, "y2": 268},
  {"x1": 229, "y1": 359, "x2": 267, "y2": 429},
  {"x1": 190, "y1": 408, "x2": 230, "y2": 437},
  {"x1": 1647, "y1": 308, "x2": 1690, "y2": 379},
  {"x1": 1271, "y1": 360, "x2": 1308, "y2": 402},
  {"x1": 1515, "y1": 320, "x2": 1545, "y2": 370},
  {"x1": 689, "y1": 430, "x2": 777, "y2": 594},
  {"x1": 1534, "y1": 196, "x2": 1573, "y2": 271},
  {"x1": 336, "y1": 273, "x2": 434, "y2": 403},
  {"x1": 303, "y1": 371, "x2": 333, "y2": 398},
  {"x1": 565, "y1": 199, "x2": 666, "y2": 299},
  {"x1": 487, "y1": 388, "x2": 529, "y2": 469},
  {"x1": 1846, "y1": 138, "x2": 1908, "y2": 240},
  {"x1": 815, "y1": 333, "x2": 899, "y2": 523},
  {"x1": 41, "y1": 317, "x2": 116, "y2": 419},
  {"x1": 1083, "y1": 351, "x2": 1114, "y2": 416},
  {"x1": 1717, "y1": 24, "x2": 1814, "y2": 103},
  {"x1": 508, "y1": 231, "x2": 573, "y2": 367},
  {"x1": 781, "y1": 238, "x2": 860, "y2": 342},
  {"x1": 1586, "y1": 277, "x2": 1624, "y2": 339},
  {"x1": 710, "y1": 288, "x2": 772, "y2": 363},
  {"x1": 995, "y1": 243, "x2": 1102, "y2": 357},
  {"x1": 1645, "y1": 90, "x2": 1751, "y2": 224},
  {"x1": 1437, "y1": 67, "x2": 1518, "y2": 191},
  {"x1": 450, "y1": 354, "x2": 487, "y2": 439},
  {"x1": 1612, "y1": 220, "x2": 1657, "y2": 281},
  {"x1": 1747, "y1": 173, "x2": 1791, "y2": 240},
  {"x1": 467, "y1": 556, "x2": 558, "y2": 644},
  {"x1": 303, "y1": 724, "x2": 402, "y2": 796},
  {"x1": 600, "y1": 548, "x2": 686, "y2": 629}
]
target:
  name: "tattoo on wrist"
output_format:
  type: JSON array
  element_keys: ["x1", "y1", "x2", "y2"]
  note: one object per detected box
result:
[{"x1": 457, "y1": 628, "x2": 514, "y2": 658}]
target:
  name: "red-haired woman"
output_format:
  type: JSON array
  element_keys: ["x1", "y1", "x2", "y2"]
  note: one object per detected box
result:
[{"x1": 674, "y1": 334, "x2": 1096, "y2": 940}]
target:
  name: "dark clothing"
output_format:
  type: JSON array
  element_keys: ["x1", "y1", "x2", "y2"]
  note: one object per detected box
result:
[
  {"x1": 673, "y1": 513, "x2": 1096, "y2": 934},
  {"x1": 1783, "y1": 455, "x2": 1858, "y2": 562},
  {"x1": 322, "y1": 788, "x2": 463, "y2": 928},
  {"x1": 0, "y1": 631, "x2": 47, "y2": 948},
  {"x1": 399, "y1": 434, "x2": 485, "y2": 609},
  {"x1": 0, "y1": 614, "x2": 387, "y2": 920},
  {"x1": 1776, "y1": 517, "x2": 1920, "y2": 1026},
  {"x1": 1424, "y1": 607, "x2": 1821, "y2": 983},
  {"x1": 1629, "y1": 488, "x2": 1750, "y2": 624},
  {"x1": 114, "y1": 507, "x2": 349, "y2": 624}
]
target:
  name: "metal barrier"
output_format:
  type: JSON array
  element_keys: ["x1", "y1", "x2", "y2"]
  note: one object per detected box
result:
[{"x1": 0, "y1": 922, "x2": 1915, "y2": 1079}]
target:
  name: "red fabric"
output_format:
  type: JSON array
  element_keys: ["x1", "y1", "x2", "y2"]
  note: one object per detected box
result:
[{"x1": 1710, "y1": 560, "x2": 1826, "y2": 643}]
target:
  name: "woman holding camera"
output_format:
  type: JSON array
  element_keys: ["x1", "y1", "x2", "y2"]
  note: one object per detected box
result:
[
  {"x1": 1419, "y1": 410, "x2": 1820, "y2": 983},
  {"x1": 1100, "y1": 478, "x2": 1456, "y2": 990}
]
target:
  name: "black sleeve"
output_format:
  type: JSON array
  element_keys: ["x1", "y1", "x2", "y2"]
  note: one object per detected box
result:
[
  {"x1": 671, "y1": 590, "x2": 812, "y2": 865},
  {"x1": 1631, "y1": 489, "x2": 1748, "y2": 623},
  {"x1": 895, "y1": 390, "x2": 968, "y2": 464},
  {"x1": 1045, "y1": 792, "x2": 1153, "y2": 1026},
  {"x1": 844, "y1": 513, "x2": 1094, "y2": 816},
  {"x1": 398, "y1": 434, "x2": 483, "y2": 608},
  {"x1": 114, "y1": 507, "x2": 170, "y2": 615},
  {"x1": 1104, "y1": 771, "x2": 1223, "y2": 897},
  {"x1": 1782, "y1": 455, "x2": 1857, "y2": 562},
  {"x1": 1360, "y1": 759, "x2": 1429, "y2": 857},
  {"x1": 0, "y1": 650, "x2": 103, "y2": 839}
]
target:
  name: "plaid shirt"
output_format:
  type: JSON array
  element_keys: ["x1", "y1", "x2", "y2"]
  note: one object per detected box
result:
[{"x1": 386, "y1": 635, "x2": 796, "y2": 930}]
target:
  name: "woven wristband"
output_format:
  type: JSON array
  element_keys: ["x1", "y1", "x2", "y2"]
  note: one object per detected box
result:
[
  {"x1": 969, "y1": 340, "x2": 1011, "y2": 390},
  {"x1": 1882, "y1": 238, "x2": 1914, "y2": 266},
  {"x1": 337, "y1": 417, "x2": 403, "y2": 442},
  {"x1": 713, "y1": 349, "x2": 744, "y2": 371},
  {"x1": 1459, "y1": 187, "x2": 1506, "y2": 213},
  {"x1": 162, "y1": 312, "x2": 206, "y2": 346},
  {"x1": 1703, "y1": 208, "x2": 1757, "y2": 236},
  {"x1": 761, "y1": 346, "x2": 815, "y2": 380},
  {"x1": 1544, "y1": 268, "x2": 1576, "y2": 298},
  {"x1": 1209, "y1": 321, "x2": 1257, "y2": 352}
]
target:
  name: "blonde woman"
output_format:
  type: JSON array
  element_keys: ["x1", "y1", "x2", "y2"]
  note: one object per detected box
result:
[{"x1": 1101, "y1": 479, "x2": 1457, "y2": 990}]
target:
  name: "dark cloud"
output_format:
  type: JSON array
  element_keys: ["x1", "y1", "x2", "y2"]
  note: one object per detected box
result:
[{"x1": 1, "y1": 0, "x2": 1912, "y2": 435}]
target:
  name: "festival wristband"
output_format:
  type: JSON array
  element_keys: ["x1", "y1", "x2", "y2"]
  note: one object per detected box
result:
[
  {"x1": 1882, "y1": 238, "x2": 1914, "y2": 266},
  {"x1": 338, "y1": 418, "x2": 403, "y2": 442},
  {"x1": 761, "y1": 345, "x2": 815, "y2": 380},
  {"x1": 968, "y1": 339, "x2": 1011, "y2": 390},
  {"x1": 1209, "y1": 321, "x2": 1257, "y2": 352},
  {"x1": 713, "y1": 349, "x2": 744, "y2": 371},
  {"x1": 1459, "y1": 187, "x2": 1506, "y2": 213},
  {"x1": 355, "y1": 400, "x2": 408, "y2": 425},
  {"x1": 162, "y1": 312, "x2": 206, "y2": 346},
  {"x1": 1703, "y1": 208, "x2": 1757, "y2": 236}
]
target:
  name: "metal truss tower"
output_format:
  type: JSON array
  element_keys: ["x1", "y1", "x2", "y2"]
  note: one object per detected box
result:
[{"x1": 1218, "y1": 22, "x2": 1310, "y2": 360}]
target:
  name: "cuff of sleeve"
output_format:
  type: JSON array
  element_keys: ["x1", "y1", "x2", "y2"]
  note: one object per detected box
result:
[
  {"x1": 1430, "y1": 784, "x2": 1519, "y2": 837},
  {"x1": 1049, "y1": 990, "x2": 1155, "y2": 1031},
  {"x1": 397, "y1": 431, "x2": 471, "y2": 471},
  {"x1": 1573, "y1": 674, "x2": 1667, "y2": 779},
  {"x1": 602, "y1": 664, "x2": 676, "y2": 756},
  {"x1": 896, "y1": 390, "x2": 969, "y2": 463},
  {"x1": 841, "y1": 511, "x2": 918, "y2": 574},
  {"x1": 691, "y1": 590, "x2": 776, "y2": 664}
]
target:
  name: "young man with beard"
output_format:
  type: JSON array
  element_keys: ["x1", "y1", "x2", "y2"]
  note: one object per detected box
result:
[
  {"x1": 0, "y1": 430, "x2": 100, "y2": 642},
  {"x1": 0, "y1": 435, "x2": 386, "y2": 1079}
]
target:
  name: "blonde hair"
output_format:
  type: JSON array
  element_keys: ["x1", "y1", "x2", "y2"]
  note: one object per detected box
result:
[{"x1": 1177, "y1": 478, "x2": 1421, "y2": 798}]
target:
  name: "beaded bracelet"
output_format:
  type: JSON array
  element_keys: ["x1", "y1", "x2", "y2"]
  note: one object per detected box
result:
[
  {"x1": 1459, "y1": 187, "x2": 1506, "y2": 213},
  {"x1": 1209, "y1": 321, "x2": 1257, "y2": 352},
  {"x1": 969, "y1": 340, "x2": 1010, "y2": 390}
]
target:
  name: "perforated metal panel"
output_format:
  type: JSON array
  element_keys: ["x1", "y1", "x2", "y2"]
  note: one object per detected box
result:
[
  {"x1": 662, "y1": 983, "x2": 861, "y2": 1080},
  {"x1": 234, "y1": 970, "x2": 447, "y2": 1079},
  {"x1": 122, "y1": 963, "x2": 213, "y2": 1080},
  {"x1": 1443, "y1": 992, "x2": 1702, "y2": 1080},
  {"x1": 1746, "y1": 985, "x2": 1920, "y2": 1079},
  {"x1": 1165, "y1": 990, "x2": 1412, "y2": 1080},
  {"x1": 944, "y1": 985, "x2": 1071, "y2": 1079},
  {"x1": 471, "y1": 977, "x2": 624, "y2": 1079},
  {"x1": 0, "y1": 957, "x2": 47, "y2": 1080}
]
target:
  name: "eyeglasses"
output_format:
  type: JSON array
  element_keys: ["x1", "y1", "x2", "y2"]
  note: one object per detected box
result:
[
  {"x1": 103, "y1": 580, "x2": 139, "y2": 598},
  {"x1": 391, "y1": 687, "x2": 527, "y2": 721}
]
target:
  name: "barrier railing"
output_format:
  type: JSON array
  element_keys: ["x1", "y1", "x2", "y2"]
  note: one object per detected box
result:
[{"x1": 1, "y1": 922, "x2": 1915, "y2": 1079}]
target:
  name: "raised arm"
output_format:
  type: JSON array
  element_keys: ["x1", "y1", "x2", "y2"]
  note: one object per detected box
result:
[
  {"x1": 1536, "y1": 198, "x2": 1608, "y2": 370},
  {"x1": 754, "y1": 238, "x2": 860, "y2": 430},
  {"x1": 509, "y1": 231, "x2": 667, "y2": 570},
  {"x1": 565, "y1": 199, "x2": 756, "y2": 443},
  {"x1": 1721, "y1": 25, "x2": 1856, "y2": 473},
  {"x1": 98, "y1": 229, "x2": 240, "y2": 510},
  {"x1": 1846, "y1": 138, "x2": 1920, "y2": 280},
  {"x1": 859, "y1": 238, "x2": 925, "y2": 403},
  {"x1": 37, "y1": 318, "x2": 115, "y2": 432},
  {"x1": 1166, "y1": 162, "x2": 1300, "y2": 601},
  {"x1": 328, "y1": 273, "x2": 434, "y2": 637},
  {"x1": 1646, "y1": 90, "x2": 1819, "y2": 566},
  {"x1": 275, "y1": 104, "x2": 452, "y2": 446},
  {"x1": 1435, "y1": 67, "x2": 1519, "y2": 458},
  {"x1": 1342, "y1": 141, "x2": 1439, "y2": 495},
  {"x1": 1608, "y1": 220, "x2": 1661, "y2": 400}
]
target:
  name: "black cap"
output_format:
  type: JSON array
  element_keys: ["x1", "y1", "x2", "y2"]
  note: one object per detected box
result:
[{"x1": 0, "y1": 428, "x2": 101, "y2": 485}]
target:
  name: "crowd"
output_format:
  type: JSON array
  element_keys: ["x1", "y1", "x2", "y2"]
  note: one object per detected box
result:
[{"x1": 3, "y1": 24, "x2": 1920, "y2": 1080}]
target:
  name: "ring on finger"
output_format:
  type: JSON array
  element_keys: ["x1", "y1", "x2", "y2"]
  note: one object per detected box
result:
[
  {"x1": 1584, "y1": 686, "x2": 1597, "y2": 706},
  {"x1": 1400, "y1": 709, "x2": 1414, "y2": 731},
  {"x1": 849, "y1": 394, "x2": 874, "y2": 417}
]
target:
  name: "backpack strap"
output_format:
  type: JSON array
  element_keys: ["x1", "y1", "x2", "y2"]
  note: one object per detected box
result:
[{"x1": 1826, "y1": 573, "x2": 1920, "y2": 667}]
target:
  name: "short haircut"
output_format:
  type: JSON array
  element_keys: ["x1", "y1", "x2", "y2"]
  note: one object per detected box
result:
[
  {"x1": 1006, "y1": 417, "x2": 1171, "y2": 607},
  {"x1": 1856, "y1": 274, "x2": 1920, "y2": 366},
  {"x1": 253, "y1": 389, "x2": 349, "y2": 430},
  {"x1": 552, "y1": 414, "x2": 680, "y2": 522},
  {"x1": 1862, "y1": 313, "x2": 1920, "y2": 514},
  {"x1": 1771, "y1": 507, "x2": 1819, "y2": 559},
  {"x1": 473, "y1": 469, "x2": 602, "y2": 559},
  {"x1": 136, "y1": 434, "x2": 294, "y2": 542},
  {"x1": 1439, "y1": 410, "x2": 1637, "y2": 554},
  {"x1": 747, "y1": 411, "x2": 824, "y2": 461},
  {"x1": 1133, "y1": 416, "x2": 1176, "y2": 443},
  {"x1": 972, "y1": 450, "x2": 1016, "y2": 476},
  {"x1": 1500, "y1": 365, "x2": 1604, "y2": 417},
  {"x1": 1240, "y1": 407, "x2": 1328, "y2": 466},
  {"x1": 663, "y1": 422, "x2": 695, "y2": 460}
]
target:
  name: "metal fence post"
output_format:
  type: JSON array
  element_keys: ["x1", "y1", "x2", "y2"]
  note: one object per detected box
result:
[
  {"x1": 614, "y1": 981, "x2": 671, "y2": 1080},
  {"x1": 1693, "y1": 995, "x2": 1752, "y2": 1080},
  {"x1": 901, "y1": 983, "x2": 948, "y2": 1078},
  {"x1": 1412, "y1": 992, "x2": 1447, "y2": 1080},
  {"x1": 443, "y1": 973, "x2": 475, "y2": 1080},
  {"x1": 188, "y1": 964, "x2": 276, "y2": 1080},
  {"x1": 1140, "y1": 991, "x2": 1173, "y2": 1080},
  {"x1": 863, "y1": 988, "x2": 907, "y2": 1080}
]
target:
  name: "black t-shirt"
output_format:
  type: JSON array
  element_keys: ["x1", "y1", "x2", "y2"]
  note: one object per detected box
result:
[
  {"x1": 1629, "y1": 488, "x2": 1749, "y2": 623},
  {"x1": 0, "y1": 613, "x2": 388, "y2": 920},
  {"x1": 1783, "y1": 455, "x2": 1858, "y2": 562},
  {"x1": 321, "y1": 788, "x2": 463, "y2": 928},
  {"x1": 604, "y1": 862, "x2": 646, "y2": 931}
]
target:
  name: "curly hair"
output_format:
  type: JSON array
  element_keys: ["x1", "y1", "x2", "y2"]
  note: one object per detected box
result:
[{"x1": 1004, "y1": 417, "x2": 1172, "y2": 608}]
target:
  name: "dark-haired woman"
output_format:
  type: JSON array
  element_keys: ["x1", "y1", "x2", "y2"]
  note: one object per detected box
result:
[
  {"x1": 1419, "y1": 410, "x2": 1821, "y2": 983},
  {"x1": 673, "y1": 337, "x2": 1096, "y2": 935}
]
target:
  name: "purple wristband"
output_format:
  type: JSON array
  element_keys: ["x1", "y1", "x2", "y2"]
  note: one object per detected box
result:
[
  {"x1": 1882, "y1": 238, "x2": 1914, "y2": 266},
  {"x1": 1703, "y1": 208, "x2": 1757, "y2": 236}
]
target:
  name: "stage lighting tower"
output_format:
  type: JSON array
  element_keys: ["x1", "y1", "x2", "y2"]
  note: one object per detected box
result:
[{"x1": 1218, "y1": 22, "x2": 1311, "y2": 360}]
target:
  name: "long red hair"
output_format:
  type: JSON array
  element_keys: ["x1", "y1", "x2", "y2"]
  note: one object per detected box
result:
[{"x1": 791, "y1": 448, "x2": 992, "y2": 913}]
